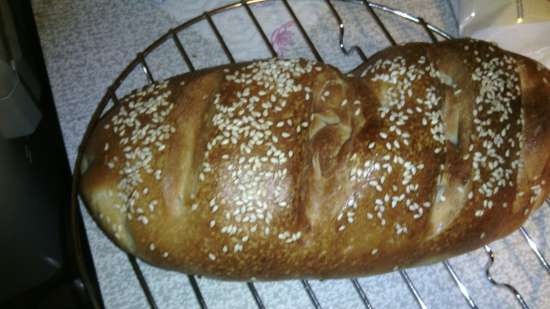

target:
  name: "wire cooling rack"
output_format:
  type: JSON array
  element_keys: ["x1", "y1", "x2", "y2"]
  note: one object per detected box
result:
[{"x1": 71, "y1": 1, "x2": 550, "y2": 308}]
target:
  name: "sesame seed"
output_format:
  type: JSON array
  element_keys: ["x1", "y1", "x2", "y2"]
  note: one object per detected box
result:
[{"x1": 393, "y1": 140, "x2": 400, "y2": 149}]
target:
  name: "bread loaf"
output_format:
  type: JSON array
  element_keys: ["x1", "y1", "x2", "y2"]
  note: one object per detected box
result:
[{"x1": 79, "y1": 39, "x2": 550, "y2": 280}]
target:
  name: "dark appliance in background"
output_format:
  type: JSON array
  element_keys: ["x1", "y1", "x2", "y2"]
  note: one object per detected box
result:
[{"x1": 0, "y1": 1, "x2": 99, "y2": 308}]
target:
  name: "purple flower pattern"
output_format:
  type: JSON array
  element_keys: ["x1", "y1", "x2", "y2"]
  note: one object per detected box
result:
[{"x1": 270, "y1": 21, "x2": 296, "y2": 57}]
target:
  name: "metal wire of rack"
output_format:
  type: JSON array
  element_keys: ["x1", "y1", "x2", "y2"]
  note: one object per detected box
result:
[{"x1": 70, "y1": 1, "x2": 550, "y2": 308}]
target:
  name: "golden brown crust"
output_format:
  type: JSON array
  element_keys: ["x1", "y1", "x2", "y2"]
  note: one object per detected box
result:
[{"x1": 79, "y1": 39, "x2": 550, "y2": 280}]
